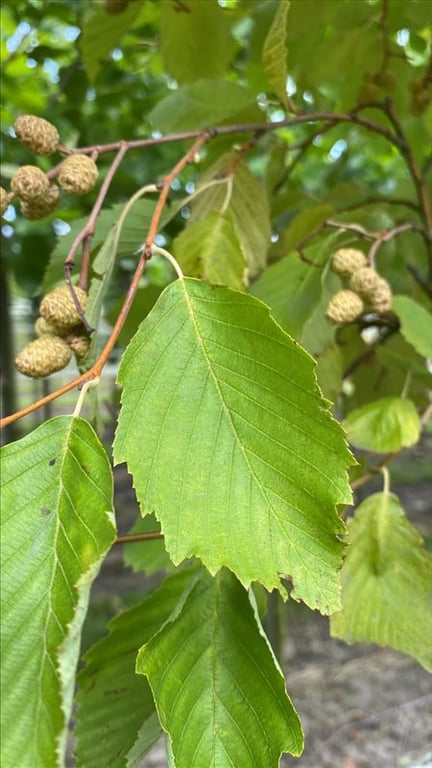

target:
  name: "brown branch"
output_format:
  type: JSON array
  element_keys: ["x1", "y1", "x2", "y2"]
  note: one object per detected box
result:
[
  {"x1": 0, "y1": 135, "x2": 209, "y2": 430},
  {"x1": 63, "y1": 143, "x2": 129, "y2": 288},
  {"x1": 115, "y1": 531, "x2": 164, "y2": 544}
]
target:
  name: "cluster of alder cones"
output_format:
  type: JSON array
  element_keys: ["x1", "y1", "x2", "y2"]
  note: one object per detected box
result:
[
  {"x1": 15, "y1": 285, "x2": 90, "y2": 378},
  {"x1": 0, "y1": 115, "x2": 99, "y2": 221},
  {"x1": 326, "y1": 248, "x2": 393, "y2": 324},
  {"x1": 0, "y1": 114, "x2": 96, "y2": 377}
]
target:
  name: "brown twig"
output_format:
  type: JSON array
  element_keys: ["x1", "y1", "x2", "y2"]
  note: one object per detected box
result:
[
  {"x1": 0, "y1": 135, "x2": 208, "y2": 430},
  {"x1": 115, "y1": 531, "x2": 164, "y2": 544}
]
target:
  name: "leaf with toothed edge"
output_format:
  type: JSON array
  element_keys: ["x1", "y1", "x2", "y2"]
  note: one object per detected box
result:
[
  {"x1": 114, "y1": 277, "x2": 353, "y2": 613},
  {"x1": 0, "y1": 416, "x2": 115, "y2": 768}
]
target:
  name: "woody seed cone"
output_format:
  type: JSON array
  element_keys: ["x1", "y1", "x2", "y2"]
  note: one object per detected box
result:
[
  {"x1": 14, "y1": 115, "x2": 59, "y2": 157},
  {"x1": 40, "y1": 285, "x2": 88, "y2": 331},
  {"x1": 58, "y1": 155, "x2": 99, "y2": 195},
  {"x1": 15, "y1": 336, "x2": 72, "y2": 378}
]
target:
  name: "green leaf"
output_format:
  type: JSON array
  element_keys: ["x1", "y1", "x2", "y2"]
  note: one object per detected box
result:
[
  {"x1": 0, "y1": 416, "x2": 115, "y2": 768},
  {"x1": 343, "y1": 396, "x2": 420, "y2": 453},
  {"x1": 173, "y1": 210, "x2": 247, "y2": 290},
  {"x1": 160, "y1": 0, "x2": 233, "y2": 84},
  {"x1": 136, "y1": 568, "x2": 303, "y2": 767},
  {"x1": 262, "y1": 0, "x2": 290, "y2": 108},
  {"x1": 190, "y1": 154, "x2": 271, "y2": 278},
  {"x1": 392, "y1": 295, "x2": 432, "y2": 359},
  {"x1": 84, "y1": 225, "x2": 119, "y2": 368},
  {"x1": 331, "y1": 493, "x2": 432, "y2": 672},
  {"x1": 249, "y1": 249, "x2": 326, "y2": 338},
  {"x1": 149, "y1": 80, "x2": 261, "y2": 133},
  {"x1": 81, "y1": 3, "x2": 143, "y2": 82},
  {"x1": 42, "y1": 200, "x2": 156, "y2": 292},
  {"x1": 114, "y1": 278, "x2": 352, "y2": 612},
  {"x1": 74, "y1": 569, "x2": 193, "y2": 768}
]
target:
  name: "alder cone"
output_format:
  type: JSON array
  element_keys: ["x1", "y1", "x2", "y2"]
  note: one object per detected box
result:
[
  {"x1": 15, "y1": 336, "x2": 72, "y2": 378},
  {"x1": 58, "y1": 155, "x2": 99, "y2": 195},
  {"x1": 331, "y1": 248, "x2": 368, "y2": 277},
  {"x1": 11, "y1": 166, "x2": 50, "y2": 202},
  {"x1": 349, "y1": 266, "x2": 380, "y2": 299},
  {"x1": 66, "y1": 332, "x2": 91, "y2": 359},
  {"x1": 14, "y1": 115, "x2": 59, "y2": 156},
  {"x1": 368, "y1": 278, "x2": 393, "y2": 313},
  {"x1": 21, "y1": 184, "x2": 60, "y2": 220},
  {"x1": 325, "y1": 290, "x2": 364, "y2": 324},
  {"x1": 34, "y1": 316, "x2": 68, "y2": 338},
  {"x1": 40, "y1": 285, "x2": 88, "y2": 331}
]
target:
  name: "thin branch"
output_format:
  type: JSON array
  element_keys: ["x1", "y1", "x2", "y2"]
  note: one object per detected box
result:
[
  {"x1": 115, "y1": 531, "x2": 164, "y2": 544},
  {"x1": 0, "y1": 135, "x2": 209, "y2": 429}
]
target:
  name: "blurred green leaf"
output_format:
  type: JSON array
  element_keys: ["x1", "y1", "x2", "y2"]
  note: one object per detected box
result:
[
  {"x1": 149, "y1": 80, "x2": 261, "y2": 132},
  {"x1": 343, "y1": 396, "x2": 420, "y2": 453},
  {"x1": 392, "y1": 294, "x2": 432, "y2": 359},
  {"x1": 160, "y1": 0, "x2": 233, "y2": 84},
  {"x1": 191, "y1": 155, "x2": 271, "y2": 278},
  {"x1": 331, "y1": 493, "x2": 432, "y2": 672},
  {"x1": 262, "y1": 0, "x2": 290, "y2": 108},
  {"x1": 173, "y1": 210, "x2": 247, "y2": 289}
]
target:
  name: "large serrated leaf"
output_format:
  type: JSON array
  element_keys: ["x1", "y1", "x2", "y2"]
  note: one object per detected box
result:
[
  {"x1": 160, "y1": 0, "x2": 233, "y2": 84},
  {"x1": 114, "y1": 278, "x2": 352, "y2": 612},
  {"x1": 331, "y1": 493, "x2": 432, "y2": 672},
  {"x1": 262, "y1": 0, "x2": 290, "y2": 108},
  {"x1": 136, "y1": 568, "x2": 303, "y2": 768},
  {"x1": 74, "y1": 569, "x2": 193, "y2": 768},
  {"x1": 0, "y1": 417, "x2": 116, "y2": 768},
  {"x1": 190, "y1": 154, "x2": 271, "y2": 277},
  {"x1": 173, "y1": 210, "x2": 247, "y2": 290},
  {"x1": 392, "y1": 295, "x2": 432, "y2": 359}
]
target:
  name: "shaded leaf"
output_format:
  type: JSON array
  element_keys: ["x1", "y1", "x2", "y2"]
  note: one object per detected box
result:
[
  {"x1": 173, "y1": 210, "x2": 247, "y2": 289},
  {"x1": 81, "y1": 3, "x2": 143, "y2": 82},
  {"x1": 250, "y1": 249, "x2": 326, "y2": 338},
  {"x1": 137, "y1": 568, "x2": 303, "y2": 768},
  {"x1": 74, "y1": 569, "x2": 193, "y2": 768},
  {"x1": 149, "y1": 80, "x2": 261, "y2": 132},
  {"x1": 331, "y1": 493, "x2": 432, "y2": 672},
  {"x1": 392, "y1": 294, "x2": 432, "y2": 359},
  {"x1": 1, "y1": 417, "x2": 115, "y2": 768},
  {"x1": 42, "y1": 200, "x2": 156, "y2": 292},
  {"x1": 262, "y1": 0, "x2": 290, "y2": 108},
  {"x1": 190, "y1": 154, "x2": 271, "y2": 278},
  {"x1": 114, "y1": 278, "x2": 352, "y2": 612},
  {"x1": 343, "y1": 396, "x2": 420, "y2": 453},
  {"x1": 160, "y1": 0, "x2": 233, "y2": 84}
]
